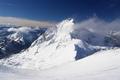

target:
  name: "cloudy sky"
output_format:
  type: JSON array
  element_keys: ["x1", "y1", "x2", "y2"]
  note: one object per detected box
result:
[{"x1": 0, "y1": 0, "x2": 120, "y2": 21}]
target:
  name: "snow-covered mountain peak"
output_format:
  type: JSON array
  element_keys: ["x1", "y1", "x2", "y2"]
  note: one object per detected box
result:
[
  {"x1": 0, "y1": 19, "x2": 99, "y2": 70},
  {"x1": 0, "y1": 18, "x2": 120, "y2": 79},
  {"x1": 2, "y1": 18, "x2": 120, "y2": 70},
  {"x1": 31, "y1": 19, "x2": 75, "y2": 47}
]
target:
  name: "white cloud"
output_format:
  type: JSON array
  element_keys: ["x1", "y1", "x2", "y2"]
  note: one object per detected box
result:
[{"x1": 74, "y1": 17, "x2": 120, "y2": 35}]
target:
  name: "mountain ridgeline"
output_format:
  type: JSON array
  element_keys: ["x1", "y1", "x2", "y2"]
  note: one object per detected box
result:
[{"x1": 0, "y1": 18, "x2": 120, "y2": 69}]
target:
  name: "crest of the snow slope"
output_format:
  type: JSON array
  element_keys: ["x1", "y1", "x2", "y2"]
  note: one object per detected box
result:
[{"x1": 0, "y1": 19, "x2": 98, "y2": 70}]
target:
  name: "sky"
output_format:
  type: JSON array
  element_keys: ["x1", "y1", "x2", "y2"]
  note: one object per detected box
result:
[{"x1": 0, "y1": 0, "x2": 120, "y2": 21}]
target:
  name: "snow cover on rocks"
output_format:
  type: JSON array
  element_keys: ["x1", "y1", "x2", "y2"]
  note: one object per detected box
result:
[
  {"x1": 0, "y1": 19, "x2": 99, "y2": 69},
  {"x1": 0, "y1": 18, "x2": 120, "y2": 80}
]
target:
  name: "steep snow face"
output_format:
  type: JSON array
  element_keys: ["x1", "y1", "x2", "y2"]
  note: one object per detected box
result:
[
  {"x1": 54, "y1": 19, "x2": 74, "y2": 41},
  {"x1": 0, "y1": 19, "x2": 98, "y2": 69}
]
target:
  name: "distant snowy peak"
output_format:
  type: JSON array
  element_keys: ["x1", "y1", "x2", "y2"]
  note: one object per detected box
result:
[{"x1": 31, "y1": 19, "x2": 74, "y2": 47}]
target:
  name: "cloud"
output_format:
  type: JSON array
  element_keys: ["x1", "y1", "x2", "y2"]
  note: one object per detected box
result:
[
  {"x1": 74, "y1": 17, "x2": 120, "y2": 35},
  {"x1": 0, "y1": 16, "x2": 55, "y2": 28}
]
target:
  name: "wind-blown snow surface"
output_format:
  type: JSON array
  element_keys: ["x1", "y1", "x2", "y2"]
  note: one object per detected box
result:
[{"x1": 0, "y1": 48, "x2": 120, "y2": 80}]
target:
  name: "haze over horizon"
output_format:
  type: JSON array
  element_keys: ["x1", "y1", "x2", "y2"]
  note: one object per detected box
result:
[{"x1": 0, "y1": 16, "x2": 55, "y2": 27}]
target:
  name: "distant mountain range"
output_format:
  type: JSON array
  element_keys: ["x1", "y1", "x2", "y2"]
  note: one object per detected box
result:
[{"x1": 0, "y1": 25, "x2": 47, "y2": 58}]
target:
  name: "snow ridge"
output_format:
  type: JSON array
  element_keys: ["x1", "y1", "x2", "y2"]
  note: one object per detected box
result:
[
  {"x1": 0, "y1": 19, "x2": 98, "y2": 69},
  {"x1": 1, "y1": 18, "x2": 120, "y2": 70}
]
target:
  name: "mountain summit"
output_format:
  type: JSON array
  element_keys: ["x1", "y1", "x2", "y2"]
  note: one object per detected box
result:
[{"x1": 0, "y1": 19, "x2": 98, "y2": 69}]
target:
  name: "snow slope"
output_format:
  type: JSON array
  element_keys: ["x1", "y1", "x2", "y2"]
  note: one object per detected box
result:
[{"x1": 0, "y1": 48, "x2": 120, "y2": 80}]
